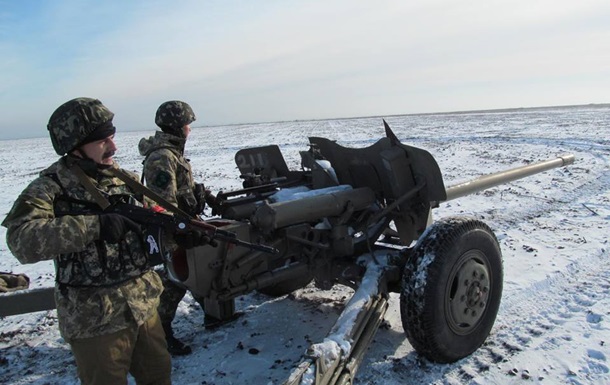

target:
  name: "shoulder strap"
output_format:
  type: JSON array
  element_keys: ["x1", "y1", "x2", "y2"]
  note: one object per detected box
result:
[
  {"x1": 44, "y1": 172, "x2": 103, "y2": 212},
  {"x1": 109, "y1": 167, "x2": 194, "y2": 218},
  {"x1": 70, "y1": 164, "x2": 112, "y2": 210}
]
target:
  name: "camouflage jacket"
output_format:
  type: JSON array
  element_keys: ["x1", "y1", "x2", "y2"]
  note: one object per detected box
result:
[
  {"x1": 1, "y1": 156, "x2": 162, "y2": 341},
  {"x1": 139, "y1": 131, "x2": 202, "y2": 215}
]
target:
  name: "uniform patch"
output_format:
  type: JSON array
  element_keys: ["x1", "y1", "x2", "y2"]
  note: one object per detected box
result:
[{"x1": 153, "y1": 171, "x2": 172, "y2": 189}]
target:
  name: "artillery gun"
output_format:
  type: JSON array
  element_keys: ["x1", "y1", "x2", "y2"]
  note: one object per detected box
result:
[
  {"x1": 166, "y1": 121, "x2": 574, "y2": 384},
  {"x1": 0, "y1": 121, "x2": 574, "y2": 385}
]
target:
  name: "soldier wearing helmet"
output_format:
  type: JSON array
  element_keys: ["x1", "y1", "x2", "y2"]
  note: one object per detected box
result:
[
  {"x1": 154, "y1": 100, "x2": 197, "y2": 138},
  {"x1": 1, "y1": 98, "x2": 173, "y2": 385},
  {"x1": 139, "y1": 100, "x2": 238, "y2": 355}
]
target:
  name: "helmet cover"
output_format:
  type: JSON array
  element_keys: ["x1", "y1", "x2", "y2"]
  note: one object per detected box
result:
[
  {"x1": 47, "y1": 97, "x2": 114, "y2": 155},
  {"x1": 155, "y1": 100, "x2": 196, "y2": 134}
]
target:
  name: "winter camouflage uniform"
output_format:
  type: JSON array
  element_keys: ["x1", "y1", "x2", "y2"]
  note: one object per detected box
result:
[
  {"x1": 2, "y1": 157, "x2": 163, "y2": 339},
  {"x1": 139, "y1": 130, "x2": 208, "y2": 322},
  {"x1": 139, "y1": 131, "x2": 204, "y2": 216},
  {"x1": 2, "y1": 97, "x2": 171, "y2": 385},
  {"x1": 139, "y1": 101, "x2": 216, "y2": 355}
]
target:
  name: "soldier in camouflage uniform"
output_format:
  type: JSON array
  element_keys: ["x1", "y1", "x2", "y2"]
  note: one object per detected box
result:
[
  {"x1": 139, "y1": 100, "x2": 236, "y2": 356},
  {"x1": 1, "y1": 98, "x2": 174, "y2": 385}
]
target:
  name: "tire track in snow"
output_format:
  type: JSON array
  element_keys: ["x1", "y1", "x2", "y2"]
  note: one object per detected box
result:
[
  {"x1": 442, "y1": 151, "x2": 610, "y2": 382},
  {"x1": 355, "y1": 135, "x2": 609, "y2": 384},
  {"x1": 461, "y1": 248, "x2": 610, "y2": 383},
  {"x1": 354, "y1": 249, "x2": 610, "y2": 384}
]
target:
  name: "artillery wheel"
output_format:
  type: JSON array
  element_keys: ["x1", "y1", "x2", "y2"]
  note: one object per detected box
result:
[{"x1": 400, "y1": 217, "x2": 503, "y2": 363}]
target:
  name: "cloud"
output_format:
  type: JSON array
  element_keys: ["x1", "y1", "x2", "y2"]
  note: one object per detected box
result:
[{"x1": 0, "y1": 0, "x2": 609, "y2": 139}]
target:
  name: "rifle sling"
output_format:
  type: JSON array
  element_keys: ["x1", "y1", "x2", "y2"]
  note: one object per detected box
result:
[
  {"x1": 70, "y1": 164, "x2": 112, "y2": 210},
  {"x1": 108, "y1": 167, "x2": 195, "y2": 219}
]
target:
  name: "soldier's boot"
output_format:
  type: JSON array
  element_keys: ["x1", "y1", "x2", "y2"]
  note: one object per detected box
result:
[{"x1": 162, "y1": 323, "x2": 192, "y2": 356}]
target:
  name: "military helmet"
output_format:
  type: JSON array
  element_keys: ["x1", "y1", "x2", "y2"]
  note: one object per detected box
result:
[
  {"x1": 47, "y1": 97, "x2": 115, "y2": 155},
  {"x1": 155, "y1": 100, "x2": 196, "y2": 134}
]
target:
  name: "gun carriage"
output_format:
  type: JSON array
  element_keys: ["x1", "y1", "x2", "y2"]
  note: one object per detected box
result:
[{"x1": 167, "y1": 121, "x2": 574, "y2": 384}]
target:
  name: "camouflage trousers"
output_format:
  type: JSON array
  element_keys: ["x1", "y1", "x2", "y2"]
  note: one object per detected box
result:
[
  {"x1": 156, "y1": 268, "x2": 205, "y2": 326},
  {"x1": 69, "y1": 312, "x2": 171, "y2": 385}
]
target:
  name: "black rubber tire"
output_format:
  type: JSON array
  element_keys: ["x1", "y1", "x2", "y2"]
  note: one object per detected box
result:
[{"x1": 400, "y1": 217, "x2": 503, "y2": 363}]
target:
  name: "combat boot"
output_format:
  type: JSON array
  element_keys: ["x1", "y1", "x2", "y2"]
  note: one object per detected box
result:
[{"x1": 162, "y1": 323, "x2": 192, "y2": 356}]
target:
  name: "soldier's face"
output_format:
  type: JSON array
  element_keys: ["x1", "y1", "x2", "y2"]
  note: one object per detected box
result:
[
  {"x1": 79, "y1": 135, "x2": 117, "y2": 165},
  {"x1": 183, "y1": 124, "x2": 191, "y2": 138}
]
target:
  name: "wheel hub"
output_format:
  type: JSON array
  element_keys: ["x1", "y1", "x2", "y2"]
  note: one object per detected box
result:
[{"x1": 448, "y1": 255, "x2": 491, "y2": 333}]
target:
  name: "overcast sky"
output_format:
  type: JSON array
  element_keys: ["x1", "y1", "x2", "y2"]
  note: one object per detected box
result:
[{"x1": 0, "y1": 0, "x2": 608, "y2": 140}]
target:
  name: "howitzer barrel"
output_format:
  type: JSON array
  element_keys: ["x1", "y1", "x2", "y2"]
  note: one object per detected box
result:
[{"x1": 444, "y1": 154, "x2": 575, "y2": 202}]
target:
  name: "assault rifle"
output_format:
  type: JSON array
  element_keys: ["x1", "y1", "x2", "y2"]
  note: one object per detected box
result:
[
  {"x1": 96, "y1": 167, "x2": 279, "y2": 256},
  {"x1": 105, "y1": 202, "x2": 279, "y2": 255}
]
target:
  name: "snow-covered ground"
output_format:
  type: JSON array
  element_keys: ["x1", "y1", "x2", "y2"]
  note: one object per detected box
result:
[{"x1": 0, "y1": 104, "x2": 608, "y2": 385}]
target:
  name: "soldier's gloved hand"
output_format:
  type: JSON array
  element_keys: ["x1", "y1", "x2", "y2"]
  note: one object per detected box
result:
[
  {"x1": 205, "y1": 192, "x2": 221, "y2": 214},
  {"x1": 193, "y1": 183, "x2": 208, "y2": 215},
  {"x1": 174, "y1": 229, "x2": 217, "y2": 249},
  {"x1": 98, "y1": 213, "x2": 142, "y2": 244},
  {"x1": 204, "y1": 191, "x2": 218, "y2": 207}
]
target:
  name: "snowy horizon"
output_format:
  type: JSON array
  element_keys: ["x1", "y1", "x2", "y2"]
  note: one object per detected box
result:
[
  {"x1": 3, "y1": 102, "x2": 609, "y2": 142},
  {"x1": 0, "y1": 104, "x2": 609, "y2": 384}
]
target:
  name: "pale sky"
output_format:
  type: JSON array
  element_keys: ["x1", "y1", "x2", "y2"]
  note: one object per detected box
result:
[{"x1": 0, "y1": 0, "x2": 608, "y2": 140}]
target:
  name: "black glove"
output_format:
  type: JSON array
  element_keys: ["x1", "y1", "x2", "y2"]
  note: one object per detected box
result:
[
  {"x1": 98, "y1": 213, "x2": 142, "y2": 244},
  {"x1": 194, "y1": 183, "x2": 221, "y2": 215},
  {"x1": 204, "y1": 192, "x2": 218, "y2": 208},
  {"x1": 174, "y1": 229, "x2": 214, "y2": 249},
  {"x1": 193, "y1": 183, "x2": 208, "y2": 215}
]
